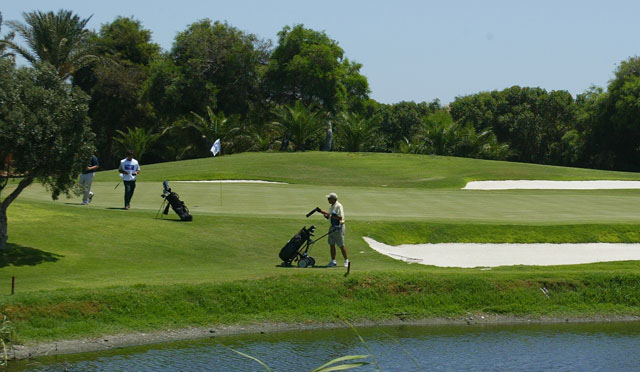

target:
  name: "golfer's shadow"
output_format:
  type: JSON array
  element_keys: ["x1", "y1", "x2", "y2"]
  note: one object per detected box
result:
[{"x1": 275, "y1": 263, "x2": 331, "y2": 269}]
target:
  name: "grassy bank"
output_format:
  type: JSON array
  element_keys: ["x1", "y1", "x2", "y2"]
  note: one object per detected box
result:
[{"x1": 3, "y1": 272, "x2": 640, "y2": 342}]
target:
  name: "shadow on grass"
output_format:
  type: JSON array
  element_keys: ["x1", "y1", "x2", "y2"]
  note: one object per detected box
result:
[
  {"x1": 156, "y1": 218, "x2": 190, "y2": 222},
  {"x1": 275, "y1": 264, "x2": 331, "y2": 269},
  {"x1": 0, "y1": 243, "x2": 62, "y2": 268}
]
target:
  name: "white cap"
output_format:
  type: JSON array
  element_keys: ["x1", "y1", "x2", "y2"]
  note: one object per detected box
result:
[{"x1": 326, "y1": 192, "x2": 338, "y2": 200}]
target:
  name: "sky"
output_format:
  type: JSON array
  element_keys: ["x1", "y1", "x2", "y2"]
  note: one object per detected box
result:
[{"x1": 2, "y1": 0, "x2": 639, "y2": 104}]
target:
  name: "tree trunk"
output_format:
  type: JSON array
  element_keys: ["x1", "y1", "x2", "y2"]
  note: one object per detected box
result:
[
  {"x1": 324, "y1": 121, "x2": 333, "y2": 151},
  {"x1": 0, "y1": 205, "x2": 7, "y2": 250},
  {"x1": 0, "y1": 175, "x2": 34, "y2": 250}
]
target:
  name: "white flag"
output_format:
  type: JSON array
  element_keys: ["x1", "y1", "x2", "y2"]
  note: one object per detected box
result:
[{"x1": 210, "y1": 138, "x2": 221, "y2": 156}]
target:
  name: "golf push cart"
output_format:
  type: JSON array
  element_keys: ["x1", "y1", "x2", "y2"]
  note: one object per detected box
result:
[
  {"x1": 278, "y1": 207, "x2": 329, "y2": 268},
  {"x1": 279, "y1": 225, "x2": 329, "y2": 268}
]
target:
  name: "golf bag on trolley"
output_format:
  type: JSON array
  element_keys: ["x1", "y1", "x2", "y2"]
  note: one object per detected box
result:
[
  {"x1": 158, "y1": 181, "x2": 193, "y2": 221},
  {"x1": 279, "y1": 226, "x2": 316, "y2": 267}
]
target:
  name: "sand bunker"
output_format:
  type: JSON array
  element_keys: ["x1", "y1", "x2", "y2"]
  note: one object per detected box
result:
[
  {"x1": 173, "y1": 180, "x2": 287, "y2": 184},
  {"x1": 463, "y1": 180, "x2": 640, "y2": 190},
  {"x1": 363, "y1": 237, "x2": 640, "y2": 268}
]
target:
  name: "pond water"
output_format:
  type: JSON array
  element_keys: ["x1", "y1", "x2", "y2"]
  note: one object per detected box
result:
[{"x1": 7, "y1": 322, "x2": 640, "y2": 371}]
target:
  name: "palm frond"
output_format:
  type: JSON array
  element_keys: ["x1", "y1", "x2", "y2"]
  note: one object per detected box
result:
[
  {"x1": 6, "y1": 10, "x2": 97, "y2": 78},
  {"x1": 272, "y1": 101, "x2": 325, "y2": 151}
]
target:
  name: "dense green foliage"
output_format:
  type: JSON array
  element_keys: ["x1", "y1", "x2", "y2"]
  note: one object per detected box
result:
[
  {"x1": 450, "y1": 87, "x2": 577, "y2": 165},
  {"x1": 72, "y1": 16, "x2": 160, "y2": 168},
  {"x1": 582, "y1": 57, "x2": 640, "y2": 171},
  {"x1": 3, "y1": 9, "x2": 639, "y2": 171},
  {"x1": 265, "y1": 24, "x2": 369, "y2": 114},
  {"x1": 0, "y1": 59, "x2": 94, "y2": 249},
  {"x1": 449, "y1": 60, "x2": 640, "y2": 171}
]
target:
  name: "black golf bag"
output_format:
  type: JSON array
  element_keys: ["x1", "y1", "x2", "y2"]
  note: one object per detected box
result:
[
  {"x1": 160, "y1": 181, "x2": 193, "y2": 221},
  {"x1": 279, "y1": 226, "x2": 317, "y2": 267}
]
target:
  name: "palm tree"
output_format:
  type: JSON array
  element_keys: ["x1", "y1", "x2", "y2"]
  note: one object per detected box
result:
[
  {"x1": 3, "y1": 10, "x2": 97, "y2": 79},
  {"x1": 189, "y1": 106, "x2": 230, "y2": 154},
  {"x1": 336, "y1": 112, "x2": 377, "y2": 152},
  {"x1": 416, "y1": 110, "x2": 508, "y2": 159},
  {"x1": 272, "y1": 101, "x2": 325, "y2": 151},
  {"x1": 0, "y1": 12, "x2": 13, "y2": 59},
  {"x1": 113, "y1": 127, "x2": 168, "y2": 162}
]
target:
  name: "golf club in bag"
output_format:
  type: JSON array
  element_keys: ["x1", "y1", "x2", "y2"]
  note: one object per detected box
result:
[{"x1": 156, "y1": 180, "x2": 193, "y2": 221}]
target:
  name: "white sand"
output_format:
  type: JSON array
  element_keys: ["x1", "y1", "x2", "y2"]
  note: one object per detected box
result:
[
  {"x1": 173, "y1": 180, "x2": 287, "y2": 184},
  {"x1": 463, "y1": 180, "x2": 640, "y2": 190},
  {"x1": 363, "y1": 237, "x2": 640, "y2": 268}
]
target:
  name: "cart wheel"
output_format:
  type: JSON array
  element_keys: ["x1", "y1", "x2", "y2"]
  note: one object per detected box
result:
[
  {"x1": 308, "y1": 257, "x2": 315, "y2": 267},
  {"x1": 298, "y1": 258, "x2": 307, "y2": 268}
]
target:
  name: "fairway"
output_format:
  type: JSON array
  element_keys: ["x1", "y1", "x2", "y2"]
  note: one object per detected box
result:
[
  {"x1": 3, "y1": 152, "x2": 640, "y2": 343},
  {"x1": 15, "y1": 182, "x2": 640, "y2": 224}
]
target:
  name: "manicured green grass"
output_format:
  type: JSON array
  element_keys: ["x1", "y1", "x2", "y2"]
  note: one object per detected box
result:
[
  {"x1": 4, "y1": 199, "x2": 640, "y2": 294},
  {"x1": 94, "y1": 152, "x2": 640, "y2": 188},
  {"x1": 2, "y1": 152, "x2": 640, "y2": 343},
  {"x1": 0, "y1": 200, "x2": 409, "y2": 292},
  {"x1": 15, "y1": 182, "x2": 640, "y2": 224}
]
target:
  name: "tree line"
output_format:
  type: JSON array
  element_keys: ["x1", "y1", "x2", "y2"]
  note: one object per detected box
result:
[
  {"x1": 2, "y1": 9, "x2": 640, "y2": 249},
  {"x1": 2, "y1": 9, "x2": 640, "y2": 173}
]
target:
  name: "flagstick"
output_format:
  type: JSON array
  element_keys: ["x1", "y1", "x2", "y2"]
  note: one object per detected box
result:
[{"x1": 210, "y1": 138, "x2": 222, "y2": 206}]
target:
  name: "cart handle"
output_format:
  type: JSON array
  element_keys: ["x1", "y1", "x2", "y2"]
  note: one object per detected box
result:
[{"x1": 309, "y1": 231, "x2": 330, "y2": 244}]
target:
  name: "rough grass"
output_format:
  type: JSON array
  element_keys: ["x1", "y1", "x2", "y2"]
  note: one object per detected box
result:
[
  {"x1": 3, "y1": 272, "x2": 640, "y2": 342},
  {"x1": 365, "y1": 222, "x2": 640, "y2": 244}
]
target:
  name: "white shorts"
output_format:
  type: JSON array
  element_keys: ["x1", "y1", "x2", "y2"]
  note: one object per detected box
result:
[{"x1": 328, "y1": 225, "x2": 345, "y2": 247}]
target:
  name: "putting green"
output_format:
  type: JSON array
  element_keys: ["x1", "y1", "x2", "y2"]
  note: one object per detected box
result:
[
  {"x1": 77, "y1": 152, "x2": 640, "y2": 187},
  {"x1": 16, "y1": 181, "x2": 640, "y2": 224}
]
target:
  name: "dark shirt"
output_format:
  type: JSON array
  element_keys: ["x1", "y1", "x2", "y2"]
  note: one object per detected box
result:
[
  {"x1": 83, "y1": 155, "x2": 99, "y2": 174},
  {"x1": 329, "y1": 212, "x2": 342, "y2": 228}
]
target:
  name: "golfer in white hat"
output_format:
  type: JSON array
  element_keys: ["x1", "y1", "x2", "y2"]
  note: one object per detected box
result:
[{"x1": 319, "y1": 192, "x2": 349, "y2": 267}]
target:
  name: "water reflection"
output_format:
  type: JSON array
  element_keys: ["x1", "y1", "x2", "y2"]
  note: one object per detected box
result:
[{"x1": 8, "y1": 322, "x2": 640, "y2": 371}]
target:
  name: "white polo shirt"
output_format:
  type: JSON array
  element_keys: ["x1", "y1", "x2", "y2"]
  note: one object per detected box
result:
[{"x1": 119, "y1": 158, "x2": 140, "y2": 181}]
